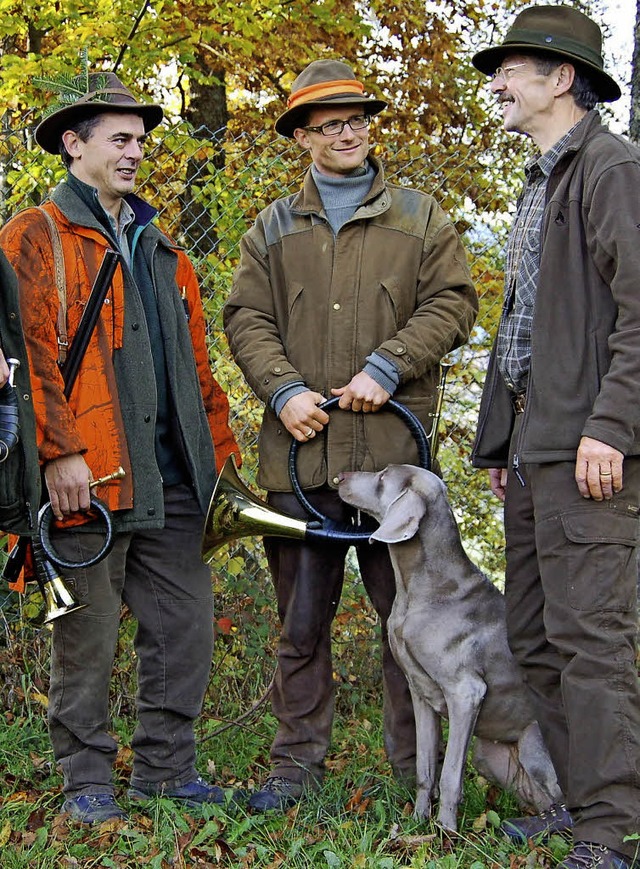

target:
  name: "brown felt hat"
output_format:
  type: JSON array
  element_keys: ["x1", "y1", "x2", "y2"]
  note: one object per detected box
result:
[
  {"x1": 472, "y1": 5, "x2": 620, "y2": 102},
  {"x1": 275, "y1": 59, "x2": 387, "y2": 138},
  {"x1": 35, "y1": 72, "x2": 164, "y2": 154}
]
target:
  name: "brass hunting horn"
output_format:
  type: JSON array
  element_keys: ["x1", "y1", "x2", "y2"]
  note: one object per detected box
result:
[{"x1": 202, "y1": 397, "x2": 431, "y2": 558}]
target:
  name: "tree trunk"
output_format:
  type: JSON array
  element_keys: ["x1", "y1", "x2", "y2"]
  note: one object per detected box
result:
[
  {"x1": 631, "y1": 0, "x2": 640, "y2": 143},
  {"x1": 179, "y1": 54, "x2": 228, "y2": 258}
]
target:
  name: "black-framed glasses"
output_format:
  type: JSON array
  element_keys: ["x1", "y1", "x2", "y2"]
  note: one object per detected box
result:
[{"x1": 303, "y1": 114, "x2": 371, "y2": 137}]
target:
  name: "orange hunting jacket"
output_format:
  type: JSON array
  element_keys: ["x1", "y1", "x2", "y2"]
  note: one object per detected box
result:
[{"x1": 0, "y1": 192, "x2": 239, "y2": 519}]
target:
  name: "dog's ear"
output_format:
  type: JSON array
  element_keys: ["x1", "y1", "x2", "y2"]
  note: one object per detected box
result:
[{"x1": 370, "y1": 489, "x2": 424, "y2": 544}]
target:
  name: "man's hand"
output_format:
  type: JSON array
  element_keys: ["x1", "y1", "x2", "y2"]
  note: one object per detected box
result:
[
  {"x1": 488, "y1": 467, "x2": 507, "y2": 502},
  {"x1": 0, "y1": 350, "x2": 10, "y2": 388},
  {"x1": 44, "y1": 454, "x2": 93, "y2": 521},
  {"x1": 331, "y1": 372, "x2": 391, "y2": 412},
  {"x1": 575, "y1": 436, "x2": 624, "y2": 501},
  {"x1": 280, "y1": 390, "x2": 330, "y2": 442}
]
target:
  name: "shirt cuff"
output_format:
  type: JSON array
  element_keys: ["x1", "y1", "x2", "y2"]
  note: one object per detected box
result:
[
  {"x1": 270, "y1": 381, "x2": 308, "y2": 417},
  {"x1": 364, "y1": 352, "x2": 400, "y2": 396}
]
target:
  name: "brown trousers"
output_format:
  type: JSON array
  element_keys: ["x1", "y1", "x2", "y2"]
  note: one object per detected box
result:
[
  {"x1": 263, "y1": 488, "x2": 416, "y2": 787},
  {"x1": 504, "y1": 439, "x2": 640, "y2": 861}
]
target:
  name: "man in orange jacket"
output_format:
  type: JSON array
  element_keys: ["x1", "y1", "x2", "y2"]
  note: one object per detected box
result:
[{"x1": 0, "y1": 72, "x2": 240, "y2": 824}]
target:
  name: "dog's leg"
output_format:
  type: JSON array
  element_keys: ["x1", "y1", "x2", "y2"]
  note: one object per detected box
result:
[
  {"x1": 437, "y1": 680, "x2": 486, "y2": 831},
  {"x1": 410, "y1": 690, "x2": 441, "y2": 821},
  {"x1": 513, "y1": 722, "x2": 563, "y2": 811}
]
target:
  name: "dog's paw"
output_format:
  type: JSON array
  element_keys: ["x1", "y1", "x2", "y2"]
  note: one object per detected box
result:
[
  {"x1": 436, "y1": 804, "x2": 459, "y2": 833},
  {"x1": 413, "y1": 790, "x2": 433, "y2": 821}
]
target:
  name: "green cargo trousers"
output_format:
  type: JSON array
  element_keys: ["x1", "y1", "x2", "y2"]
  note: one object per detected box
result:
[{"x1": 504, "y1": 450, "x2": 640, "y2": 862}]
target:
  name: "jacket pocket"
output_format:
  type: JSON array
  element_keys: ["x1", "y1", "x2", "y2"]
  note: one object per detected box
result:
[
  {"x1": 380, "y1": 277, "x2": 407, "y2": 328},
  {"x1": 560, "y1": 506, "x2": 638, "y2": 612}
]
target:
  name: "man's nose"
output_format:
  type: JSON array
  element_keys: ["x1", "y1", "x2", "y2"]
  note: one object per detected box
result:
[{"x1": 125, "y1": 140, "x2": 144, "y2": 159}]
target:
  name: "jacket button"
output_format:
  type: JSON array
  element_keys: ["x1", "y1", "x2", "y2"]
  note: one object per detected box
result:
[
  {"x1": 333, "y1": 303, "x2": 341, "y2": 311},
  {"x1": 332, "y1": 476, "x2": 340, "y2": 485},
  {"x1": 144, "y1": 414, "x2": 151, "y2": 422},
  {"x1": 273, "y1": 366, "x2": 282, "y2": 374},
  {"x1": 132, "y1": 322, "x2": 140, "y2": 330},
  {"x1": 147, "y1": 507, "x2": 156, "y2": 516},
  {"x1": 393, "y1": 344, "x2": 406, "y2": 355}
]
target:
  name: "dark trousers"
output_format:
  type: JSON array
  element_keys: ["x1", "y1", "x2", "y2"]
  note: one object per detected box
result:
[
  {"x1": 263, "y1": 489, "x2": 416, "y2": 787},
  {"x1": 504, "y1": 440, "x2": 640, "y2": 860},
  {"x1": 48, "y1": 484, "x2": 214, "y2": 798}
]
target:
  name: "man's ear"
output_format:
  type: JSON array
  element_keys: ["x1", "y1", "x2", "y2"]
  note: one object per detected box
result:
[
  {"x1": 61, "y1": 129, "x2": 82, "y2": 159},
  {"x1": 554, "y1": 62, "x2": 576, "y2": 97},
  {"x1": 293, "y1": 127, "x2": 311, "y2": 150},
  {"x1": 369, "y1": 489, "x2": 425, "y2": 544}
]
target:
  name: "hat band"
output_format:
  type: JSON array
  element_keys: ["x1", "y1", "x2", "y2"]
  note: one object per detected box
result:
[
  {"x1": 75, "y1": 87, "x2": 138, "y2": 107},
  {"x1": 505, "y1": 27, "x2": 603, "y2": 69},
  {"x1": 287, "y1": 79, "x2": 365, "y2": 110}
]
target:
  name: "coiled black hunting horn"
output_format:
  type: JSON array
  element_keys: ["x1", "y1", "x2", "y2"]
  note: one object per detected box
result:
[{"x1": 202, "y1": 396, "x2": 432, "y2": 557}]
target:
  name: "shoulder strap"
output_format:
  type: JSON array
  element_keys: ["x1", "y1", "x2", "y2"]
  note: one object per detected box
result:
[{"x1": 36, "y1": 206, "x2": 68, "y2": 364}]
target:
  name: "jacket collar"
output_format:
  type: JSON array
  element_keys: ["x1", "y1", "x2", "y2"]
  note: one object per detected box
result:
[
  {"x1": 291, "y1": 154, "x2": 391, "y2": 218},
  {"x1": 556, "y1": 109, "x2": 603, "y2": 160},
  {"x1": 50, "y1": 174, "x2": 158, "y2": 241}
]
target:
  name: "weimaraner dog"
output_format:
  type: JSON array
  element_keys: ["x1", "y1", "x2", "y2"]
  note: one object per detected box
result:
[{"x1": 338, "y1": 464, "x2": 562, "y2": 832}]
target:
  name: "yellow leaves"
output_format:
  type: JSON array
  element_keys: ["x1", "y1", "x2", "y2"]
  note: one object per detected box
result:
[
  {"x1": 29, "y1": 689, "x2": 48, "y2": 709},
  {"x1": 0, "y1": 819, "x2": 11, "y2": 847}
]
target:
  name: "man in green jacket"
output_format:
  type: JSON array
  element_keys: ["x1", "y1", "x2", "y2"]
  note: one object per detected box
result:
[
  {"x1": 472, "y1": 7, "x2": 640, "y2": 868},
  {"x1": 225, "y1": 58, "x2": 477, "y2": 811}
]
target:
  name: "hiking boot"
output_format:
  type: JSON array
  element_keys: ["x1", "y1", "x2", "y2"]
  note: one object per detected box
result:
[
  {"x1": 62, "y1": 793, "x2": 128, "y2": 824},
  {"x1": 555, "y1": 841, "x2": 636, "y2": 868},
  {"x1": 248, "y1": 776, "x2": 303, "y2": 811},
  {"x1": 501, "y1": 802, "x2": 573, "y2": 842},
  {"x1": 128, "y1": 775, "x2": 226, "y2": 808}
]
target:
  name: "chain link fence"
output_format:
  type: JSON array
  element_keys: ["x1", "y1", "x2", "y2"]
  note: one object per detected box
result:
[{"x1": 0, "y1": 111, "x2": 513, "y2": 712}]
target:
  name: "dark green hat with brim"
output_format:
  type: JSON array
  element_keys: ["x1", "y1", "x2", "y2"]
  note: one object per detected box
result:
[
  {"x1": 472, "y1": 4, "x2": 621, "y2": 103},
  {"x1": 35, "y1": 72, "x2": 164, "y2": 154}
]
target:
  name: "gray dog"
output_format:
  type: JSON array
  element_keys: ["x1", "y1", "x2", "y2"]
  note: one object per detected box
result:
[{"x1": 338, "y1": 464, "x2": 562, "y2": 832}]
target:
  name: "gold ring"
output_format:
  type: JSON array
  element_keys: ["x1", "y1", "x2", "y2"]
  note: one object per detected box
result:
[
  {"x1": 600, "y1": 471, "x2": 612, "y2": 476},
  {"x1": 305, "y1": 429, "x2": 313, "y2": 437}
]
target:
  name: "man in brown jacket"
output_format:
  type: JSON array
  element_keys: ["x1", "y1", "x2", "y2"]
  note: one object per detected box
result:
[
  {"x1": 224, "y1": 58, "x2": 477, "y2": 811},
  {"x1": 472, "y1": 7, "x2": 640, "y2": 868}
]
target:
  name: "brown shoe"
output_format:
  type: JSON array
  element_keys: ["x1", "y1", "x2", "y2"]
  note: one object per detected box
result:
[{"x1": 500, "y1": 802, "x2": 573, "y2": 842}]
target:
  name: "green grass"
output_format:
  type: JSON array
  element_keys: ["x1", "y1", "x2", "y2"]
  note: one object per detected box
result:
[
  {"x1": 0, "y1": 692, "x2": 573, "y2": 869},
  {"x1": 0, "y1": 573, "x2": 575, "y2": 868}
]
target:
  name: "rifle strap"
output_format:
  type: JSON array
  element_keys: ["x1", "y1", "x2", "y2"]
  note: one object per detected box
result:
[{"x1": 37, "y1": 206, "x2": 68, "y2": 365}]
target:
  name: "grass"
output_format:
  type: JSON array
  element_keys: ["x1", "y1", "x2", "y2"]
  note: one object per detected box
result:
[
  {"x1": 0, "y1": 691, "x2": 574, "y2": 868},
  {"x1": 0, "y1": 569, "x2": 575, "y2": 868}
]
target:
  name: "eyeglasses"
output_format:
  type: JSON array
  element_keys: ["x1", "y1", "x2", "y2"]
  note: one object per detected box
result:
[
  {"x1": 491, "y1": 63, "x2": 528, "y2": 82},
  {"x1": 303, "y1": 114, "x2": 371, "y2": 137}
]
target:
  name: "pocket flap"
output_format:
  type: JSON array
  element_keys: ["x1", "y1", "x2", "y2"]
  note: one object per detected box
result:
[{"x1": 561, "y1": 507, "x2": 639, "y2": 546}]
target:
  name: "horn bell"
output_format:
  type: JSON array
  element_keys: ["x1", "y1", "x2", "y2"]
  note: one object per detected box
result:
[
  {"x1": 31, "y1": 540, "x2": 87, "y2": 623},
  {"x1": 202, "y1": 455, "x2": 308, "y2": 559}
]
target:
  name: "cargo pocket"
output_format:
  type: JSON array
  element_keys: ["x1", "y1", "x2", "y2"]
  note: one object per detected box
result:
[{"x1": 561, "y1": 506, "x2": 638, "y2": 612}]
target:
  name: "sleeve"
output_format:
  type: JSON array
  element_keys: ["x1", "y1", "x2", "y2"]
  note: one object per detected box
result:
[
  {"x1": 179, "y1": 252, "x2": 241, "y2": 472},
  {"x1": 376, "y1": 201, "x2": 478, "y2": 383},
  {"x1": 0, "y1": 210, "x2": 87, "y2": 464},
  {"x1": 224, "y1": 217, "x2": 305, "y2": 406}
]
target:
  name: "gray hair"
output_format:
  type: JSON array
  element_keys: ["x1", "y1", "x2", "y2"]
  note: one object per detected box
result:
[{"x1": 531, "y1": 54, "x2": 600, "y2": 111}]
